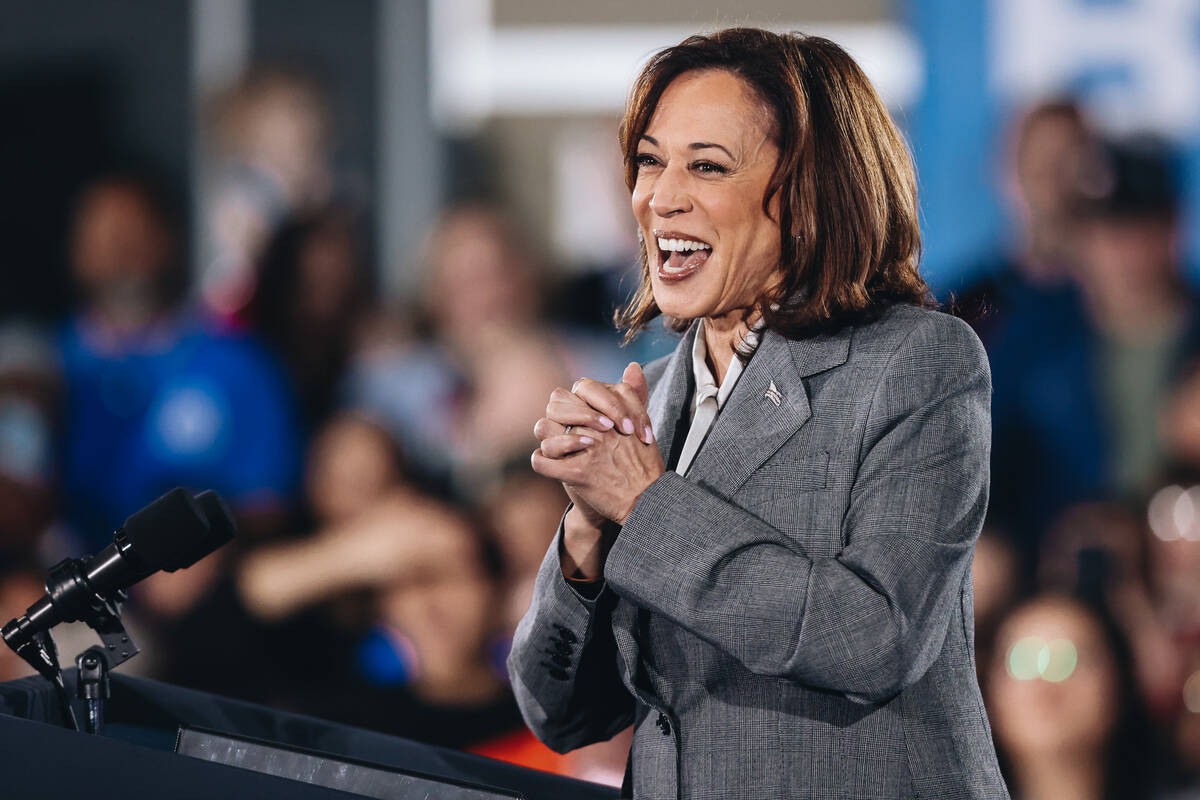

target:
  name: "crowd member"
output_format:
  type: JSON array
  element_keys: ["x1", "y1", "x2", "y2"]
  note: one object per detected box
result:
[
  {"x1": 1037, "y1": 501, "x2": 1182, "y2": 718},
  {"x1": 57, "y1": 172, "x2": 301, "y2": 553},
  {"x1": 1155, "y1": 364, "x2": 1200, "y2": 648},
  {"x1": 0, "y1": 323, "x2": 58, "y2": 682},
  {"x1": 956, "y1": 99, "x2": 1092, "y2": 343},
  {"x1": 1141, "y1": 475, "x2": 1200, "y2": 789},
  {"x1": 986, "y1": 593, "x2": 1185, "y2": 799},
  {"x1": 0, "y1": 322, "x2": 61, "y2": 562},
  {"x1": 138, "y1": 413, "x2": 392, "y2": 704},
  {"x1": 199, "y1": 65, "x2": 337, "y2": 317},
  {"x1": 226, "y1": 413, "x2": 626, "y2": 784},
  {"x1": 345, "y1": 204, "x2": 626, "y2": 497},
  {"x1": 1072, "y1": 138, "x2": 1200, "y2": 498},
  {"x1": 985, "y1": 136, "x2": 1200, "y2": 563},
  {"x1": 0, "y1": 558, "x2": 42, "y2": 682},
  {"x1": 480, "y1": 465, "x2": 570, "y2": 632},
  {"x1": 232, "y1": 413, "x2": 525, "y2": 748},
  {"x1": 1146, "y1": 485, "x2": 1200, "y2": 641},
  {"x1": 954, "y1": 100, "x2": 1094, "y2": 563},
  {"x1": 247, "y1": 208, "x2": 372, "y2": 431}
]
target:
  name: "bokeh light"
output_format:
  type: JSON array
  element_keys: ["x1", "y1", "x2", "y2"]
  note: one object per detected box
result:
[
  {"x1": 1185, "y1": 487, "x2": 1200, "y2": 541},
  {"x1": 1008, "y1": 636, "x2": 1044, "y2": 680},
  {"x1": 1148, "y1": 484, "x2": 1183, "y2": 541},
  {"x1": 1184, "y1": 670, "x2": 1200, "y2": 714},
  {"x1": 1145, "y1": 484, "x2": 1200, "y2": 541},
  {"x1": 1007, "y1": 636, "x2": 1078, "y2": 682},
  {"x1": 1040, "y1": 639, "x2": 1078, "y2": 683}
]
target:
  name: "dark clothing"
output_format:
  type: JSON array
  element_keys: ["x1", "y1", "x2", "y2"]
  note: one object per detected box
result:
[
  {"x1": 970, "y1": 268, "x2": 1200, "y2": 561},
  {"x1": 308, "y1": 684, "x2": 525, "y2": 751}
]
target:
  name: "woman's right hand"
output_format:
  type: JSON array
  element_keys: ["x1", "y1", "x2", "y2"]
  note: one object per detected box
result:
[
  {"x1": 534, "y1": 362, "x2": 653, "y2": 578},
  {"x1": 533, "y1": 393, "x2": 614, "y2": 579}
]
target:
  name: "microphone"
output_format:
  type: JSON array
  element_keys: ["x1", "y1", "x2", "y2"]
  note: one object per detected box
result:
[{"x1": 2, "y1": 487, "x2": 236, "y2": 654}]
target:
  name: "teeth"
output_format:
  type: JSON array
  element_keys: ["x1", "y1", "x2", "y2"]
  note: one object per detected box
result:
[{"x1": 656, "y1": 237, "x2": 711, "y2": 253}]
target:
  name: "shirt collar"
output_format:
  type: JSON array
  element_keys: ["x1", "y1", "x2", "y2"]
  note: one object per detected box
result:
[{"x1": 690, "y1": 319, "x2": 762, "y2": 411}]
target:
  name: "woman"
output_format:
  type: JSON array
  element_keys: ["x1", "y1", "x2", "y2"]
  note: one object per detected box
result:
[
  {"x1": 508, "y1": 29, "x2": 1006, "y2": 798},
  {"x1": 986, "y1": 593, "x2": 1184, "y2": 800}
]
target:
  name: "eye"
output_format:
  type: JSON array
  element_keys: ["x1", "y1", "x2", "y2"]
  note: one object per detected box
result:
[
  {"x1": 634, "y1": 153, "x2": 661, "y2": 170},
  {"x1": 692, "y1": 160, "x2": 728, "y2": 175}
]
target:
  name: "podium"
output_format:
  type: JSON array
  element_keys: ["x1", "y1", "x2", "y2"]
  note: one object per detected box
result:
[{"x1": 0, "y1": 669, "x2": 618, "y2": 799}]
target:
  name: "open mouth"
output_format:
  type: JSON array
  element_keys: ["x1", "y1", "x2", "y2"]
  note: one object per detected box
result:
[{"x1": 655, "y1": 232, "x2": 712, "y2": 281}]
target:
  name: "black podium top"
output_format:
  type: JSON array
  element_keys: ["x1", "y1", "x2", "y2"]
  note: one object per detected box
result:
[{"x1": 0, "y1": 670, "x2": 619, "y2": 800}]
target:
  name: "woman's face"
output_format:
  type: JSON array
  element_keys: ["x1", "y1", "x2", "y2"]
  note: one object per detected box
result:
[
  {"x1": 306, "y1": 417, "x2": 398, "y2": 525},
  {"x1": 632, "y1": 69, "x2": 783, "y2": 323},
  {"x1": 378, "y1": 546, "x2": 496, "y2": 679},
  {"x1": 426, "y1": 211, "x2": 536, "y2": 338},
  {"x1": 986, "y1": 597, "x2": 1119, "y2": 758}
]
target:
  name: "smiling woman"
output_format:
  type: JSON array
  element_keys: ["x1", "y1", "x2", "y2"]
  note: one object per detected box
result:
[
  {"x1": 617, "y1": 30, "x2": 931, "y2": 355},
  {"x1": 509, "y1": 28, "x2": 1006, "y2": 799},
  {"x1": 629, "y1": 70, "x2": 783, "y2": 351}
]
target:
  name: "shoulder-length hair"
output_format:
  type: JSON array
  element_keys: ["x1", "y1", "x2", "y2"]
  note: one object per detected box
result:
[{"x1": 615, "y1": 28, "x2": 934, "y2": 342}]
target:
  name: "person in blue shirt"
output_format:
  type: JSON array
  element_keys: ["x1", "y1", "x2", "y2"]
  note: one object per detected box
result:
[{"x1": 58, "y1": 172, "x2": 300, "y2": 551}]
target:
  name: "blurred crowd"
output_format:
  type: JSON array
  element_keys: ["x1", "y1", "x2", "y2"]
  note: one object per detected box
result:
[
  {"x1": 0, "y1": 65, "x2": 1198, "y2": 796},
  {"x1": 962, "y1": 100, "x2": 1200, "y2": 799}
]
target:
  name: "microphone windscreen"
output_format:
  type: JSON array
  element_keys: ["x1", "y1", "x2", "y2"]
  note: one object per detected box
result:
[
  {"x1": 120, "y1": 488, "x2": 211, "y2": 572},
  {"x1": 192, "y1": 490, "x2": 237, "y2": 559}
]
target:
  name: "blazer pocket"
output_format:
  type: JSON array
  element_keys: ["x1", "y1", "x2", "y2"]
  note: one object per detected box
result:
[
  {"x1": 736, "y1": 452, "x2": 838, "y2": 548},
  {"x1": 743, "y1": 450, "x2": 830, "y2": 494}
]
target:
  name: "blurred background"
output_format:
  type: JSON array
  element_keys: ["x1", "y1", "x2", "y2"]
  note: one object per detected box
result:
[{"x1": 2, "y1": 0, "x2": 1200, "y2": 794}]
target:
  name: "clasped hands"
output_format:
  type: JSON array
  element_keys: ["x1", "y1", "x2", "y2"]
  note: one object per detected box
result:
[{"x1": 531, "y1": 362, "x2": 666, "y2": 533}]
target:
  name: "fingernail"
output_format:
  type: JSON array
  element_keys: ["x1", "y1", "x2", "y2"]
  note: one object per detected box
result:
[
  {"x1": 599, "y1": 416, "x2": 615, "y2": 429},
  {"x1": 643, "y1": 426, "x2": 654, "y2": 444},
  {"x1": 579, "y1": 436, "x2": 594, "y2": 445},
  {"x1": 621, "y1": 418, "x2": 634, "y2": 434}
]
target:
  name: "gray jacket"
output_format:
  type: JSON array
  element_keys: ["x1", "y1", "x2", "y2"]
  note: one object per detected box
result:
[{"x1": 507, "y1": 304, "x2": 1010, "y2": 799}]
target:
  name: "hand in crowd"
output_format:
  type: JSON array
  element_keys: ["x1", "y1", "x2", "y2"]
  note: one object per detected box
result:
[
  {"x1": 532, "y1": 363, "x2": 664, "y2": 577},
  {"x1": 237, "y1": 488, "x2": 476, "y2": 621}
]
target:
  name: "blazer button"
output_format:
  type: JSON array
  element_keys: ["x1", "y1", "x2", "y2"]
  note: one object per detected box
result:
[
  {"x1": 553, "y1": 626, "x2": 578, "y2": 644},
  {"x1": 550, "y1": 654, "x2": 571, "y2": 668},
  {"x1": 655, "y1": 713, "x2": 671, "y2": 736}
]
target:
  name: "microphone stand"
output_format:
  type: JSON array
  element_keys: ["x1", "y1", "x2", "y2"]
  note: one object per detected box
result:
[
  {"x1": 2, "y1": 555, "x2": 140, "y2": 735},
  {"x1": 73, "y1": 587, "x2": 139, "y2": 735}
]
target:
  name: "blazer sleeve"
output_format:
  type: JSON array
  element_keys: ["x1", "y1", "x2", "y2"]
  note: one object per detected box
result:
[
  {"x1": 603, "y1": 313, "x2": 991, "y2": 705},
  {"x1": 506, "y1": 514, "x2": 635, "y2": 752}
]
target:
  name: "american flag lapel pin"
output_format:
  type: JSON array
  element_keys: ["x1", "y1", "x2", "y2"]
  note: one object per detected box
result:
[{"x1": 765, "y1": 380, "x2": 782, "y2": 406}]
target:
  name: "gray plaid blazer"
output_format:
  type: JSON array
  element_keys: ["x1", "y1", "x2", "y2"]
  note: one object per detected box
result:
[{"x1": 508, "y1": 304, "x2": 1009, "y2": 799}]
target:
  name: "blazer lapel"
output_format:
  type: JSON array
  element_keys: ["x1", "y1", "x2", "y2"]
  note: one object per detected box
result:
[{"x1": 687, "y1": 326, "x2": 851, "y2": 497}]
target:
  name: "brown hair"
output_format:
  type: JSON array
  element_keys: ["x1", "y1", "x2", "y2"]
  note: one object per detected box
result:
[{"x1": 615, "y1": 28, "x2": 934, "y2": 343}]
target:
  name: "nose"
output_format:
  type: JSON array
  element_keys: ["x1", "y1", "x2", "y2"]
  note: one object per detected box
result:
[{"x1": 648, "y1": 163, "x2": 692, "y2": 218}]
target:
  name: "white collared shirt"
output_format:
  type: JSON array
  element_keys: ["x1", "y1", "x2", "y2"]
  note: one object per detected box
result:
[{"x1": 674, "y1": 320, "x2": 759, "y2": 475}]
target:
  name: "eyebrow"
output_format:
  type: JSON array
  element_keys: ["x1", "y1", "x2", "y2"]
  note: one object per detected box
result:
[{"x1": 639, "y1": 135, "x2": 735, "y2": 160}]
